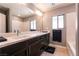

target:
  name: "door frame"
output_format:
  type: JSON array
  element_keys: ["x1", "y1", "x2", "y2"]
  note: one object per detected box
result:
[
  {"x1": 0, "y1": 6, "x2": 9, "y2": 32},
  {"x1": 51, "y1": 14, "x2": 66, "y2": 46}
]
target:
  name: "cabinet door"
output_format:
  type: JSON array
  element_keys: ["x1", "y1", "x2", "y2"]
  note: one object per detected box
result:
[
  {"x1": 29, "y1": 40, "x2": 43, "y2": 56},
  {"x1": 0, "y1": 41, "x2": 27, "y2": 56},
  {"x1": 41, "y1": 34, "x2": 50, "y2": 45},
  {"x1": 12, "y1": 48, "x2": 27, "y2": 56}
]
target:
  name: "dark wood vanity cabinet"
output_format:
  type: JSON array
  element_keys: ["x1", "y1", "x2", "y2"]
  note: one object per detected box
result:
[
  {"x1": 0, "y1": 41, "x2": 28, "y2": 56},
  {"x1": 0, "y1": 33, "x2": 50, "y2": 56}
]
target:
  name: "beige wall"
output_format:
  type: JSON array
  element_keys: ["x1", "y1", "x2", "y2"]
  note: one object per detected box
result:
[
  {"x1": 76, "y1": 3, "x2": 79, "y2": 56},
  {"x1": 42, "y1": 4, "x2": 75, "y2": 46},
  {"x1": 12, "y1": 16, "x2": 24, "y2": 32},
  {"x1": 66, "y1": 12, "x2": 76, "y2": 55}
]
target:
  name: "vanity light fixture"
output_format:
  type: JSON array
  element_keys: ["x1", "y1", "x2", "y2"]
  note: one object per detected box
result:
[
  {"x1": 35, "y1": 10, "x2": 43, "y2": 16},
  {"x1": 18, "y1": 3, "x2": 26, "y2": 5},
  {"x1": 17, "y1": 14, "x2": 21, "y2": 16}
]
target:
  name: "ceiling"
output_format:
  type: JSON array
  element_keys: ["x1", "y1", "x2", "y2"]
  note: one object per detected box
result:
[
  {"x1": 33, "y1": 3, "x2": 72, "y2": 12},
  {"x1": 0, "y1": 3, "x2": 35, "y2": 18},
  {"x1": 0, "y1": 3, "x2": 73, "y2": 18},
  {"x1": 11, "y1": 3, "x2": 34, "y2": 18}
]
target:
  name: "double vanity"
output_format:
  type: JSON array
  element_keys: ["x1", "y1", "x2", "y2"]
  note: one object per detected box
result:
[{"x1": 0, "y1": 31, "x2": 50, "y2": 56}]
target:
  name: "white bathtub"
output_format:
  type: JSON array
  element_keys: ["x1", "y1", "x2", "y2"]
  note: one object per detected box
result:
[{"x1": 67, "y1": 40, "x2": 76, "y2": 56}]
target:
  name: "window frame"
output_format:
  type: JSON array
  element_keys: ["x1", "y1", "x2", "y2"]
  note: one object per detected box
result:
[
  {"x1": 52, "y1": 14, "x2": 64, "y2": 30},
  {"x1": 52, "y1": 16, "x2": 58, "y2": 29},
  {"x1": 30, "y1": 20, "x2": 37, "y2": 31}
]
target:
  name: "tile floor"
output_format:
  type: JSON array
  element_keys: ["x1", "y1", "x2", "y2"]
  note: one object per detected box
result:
[{"x1": 41, "y1": 44, "x2": 69, "y2": 56}]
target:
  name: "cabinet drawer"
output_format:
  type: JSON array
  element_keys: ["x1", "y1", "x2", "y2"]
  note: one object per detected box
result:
[
  {"x1": 12, "y1": 48, "x2": 27, "y2": 56},
  {"x1": 40, "y1": 34, "x2": 49, "y2": 45}
]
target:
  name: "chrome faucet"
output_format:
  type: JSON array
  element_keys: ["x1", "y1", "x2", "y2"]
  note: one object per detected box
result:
[{"x1": 16, "y1": 30, "x2": 19, "y2": 36}]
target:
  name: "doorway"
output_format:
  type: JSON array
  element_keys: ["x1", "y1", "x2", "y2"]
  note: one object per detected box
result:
[
  {"x1": 0, "y1": 6, "x2": 9, "y2": 33},
  {"x1": 0, "y1": 13, "x2": 6, "y2": 33},
  {"x1": 52, "y1": 15, "x2": 65, "y2": 45}
]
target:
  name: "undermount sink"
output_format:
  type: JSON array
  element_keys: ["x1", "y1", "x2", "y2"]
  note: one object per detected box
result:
[
  {"x1": 0, "y1": 37, "x2": 7, "y2": 42},
  {"x1": 12, "y1": 34, "x2": 30, "y2": 39},
  {"x1": 6, "y1": 32, "x2": 40, "y2": 39}
]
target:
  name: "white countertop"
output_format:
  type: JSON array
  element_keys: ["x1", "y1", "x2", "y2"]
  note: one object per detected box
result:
[{"x1": 0, "y1": 31, "x2": 49, "y2": 48}]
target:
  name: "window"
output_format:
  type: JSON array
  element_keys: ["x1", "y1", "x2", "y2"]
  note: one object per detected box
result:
[
  {"x1": 52, "y1": 16, "x2": 57, "y2": 29},
  {"x1": 30, "y1": 20, "x2": 36, "y2": 31},
  {"x1": 52, "y1": 15, "x2": 64, "y2": 29}
]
